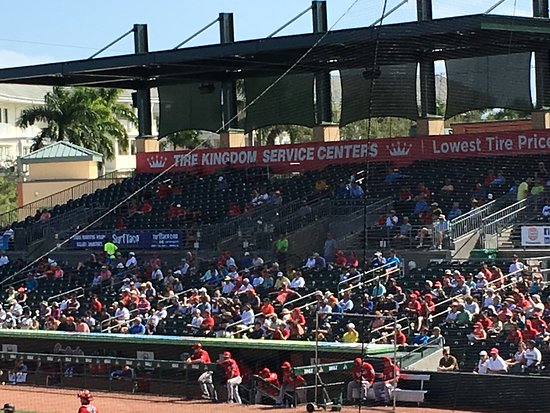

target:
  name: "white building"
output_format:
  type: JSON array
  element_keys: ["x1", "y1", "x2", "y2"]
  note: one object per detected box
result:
[{"x1": 0, "y1": 84, "x2": 160, "y2": 173}]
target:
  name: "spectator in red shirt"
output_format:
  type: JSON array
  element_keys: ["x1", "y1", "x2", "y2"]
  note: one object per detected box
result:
[
  {"x1": 227, "y1": 202, "x2": 241, "y2": 217},
  {"x1": 200, "y1": 309, "x2": 215, "y2": 336},
  {"x1": 418, "y1": 294, "x2": 435, "y2": 331},
  {"x1": 347, "y1": 357, "x2": 375, "y2": 404},
  {"x1": 218, "y1": 351, "x2": 242, "y2": 404},
  {"x1": 114, "y1": 216, "x2": 126, "y2": 231},
  {"x1": 157, "y1": 181, "x2": 173, "y2": 199},
  {"x1": 506, "y1": 325, "x2": 523, "y2": 345},
  {"x1": 393, "y1": 324, "x2": 408, "y2": 345},
  {"x1": 522, "y1": 319, "x2": 539, "y2": 341},
  {"x1": 260, "y1": 298, "x2": 275, "y2": 316},
  {"x1": 288, "y1": 307, "x2": 306, "y2": 339},
  {"x1": 335, "y1": 250, "x2": 347, "y2": 267},
  {"x1": 138, "y1": 199, "x2": 152, "y2": 214},
  {"x1": 373, "y1": 357, "x2": 400, "y2": 404},
  {"x1": 90, "y1": 295, "x2": 102, "y2": 314},
  {"x1": 167, "y1": 203, "x2": 185, "y2": 219},
  {"x1": 186, "y1": 343, "x2": 216, "y2": 401}
]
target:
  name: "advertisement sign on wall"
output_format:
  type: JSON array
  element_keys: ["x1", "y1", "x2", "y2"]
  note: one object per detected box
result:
[
  {"x1": 136, "y1": 129, "x2": 550, "y2": 174},
  {"x1": 69, "y1": 231, "x2": 181, "y2": 249},
  {"x1": 521, "y1": 226, "x2": 550, "y2": 246}
]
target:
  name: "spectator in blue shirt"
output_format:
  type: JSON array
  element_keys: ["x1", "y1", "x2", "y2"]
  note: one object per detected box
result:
[
  {"x1": 349, "y1": 182, "x2": 364, "y2": 198},
  {"x1": 414, "y1": 196, "x2": 430, "y2": 214},
  {"x1": 386, "y1": 249, "x2": 400, "y2": 269},
  {"x1": 447, "y1": 202, "x2": 463, "y2": 221},
  {"x1": 128, "y1": 317, "x2": 146, "y2": 334},
  {"x1": 412, "y1": 327, "x2": 430, "y2": 345}
]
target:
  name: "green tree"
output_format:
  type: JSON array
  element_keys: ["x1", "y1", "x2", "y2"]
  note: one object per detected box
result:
[
  {"x1": 16, "y1": 87, "x2": 136, "y2": 160},
  {"x1": 339, "y1": 117, "x2": 414, "y2": 140},
  {"x1": 160, "y1": 130, "x2": 203, "y2": 150},
  {"x1": 255, "y1": 125, "x2": 312, "y2": 145},
  {"x1": 0, "y1": 176, "x2": 17, "y2": 215}
]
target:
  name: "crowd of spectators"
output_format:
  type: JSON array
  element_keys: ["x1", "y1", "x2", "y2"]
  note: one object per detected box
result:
[{"x1": 0, "y1": 230, "x2": 547, "y2": 376}]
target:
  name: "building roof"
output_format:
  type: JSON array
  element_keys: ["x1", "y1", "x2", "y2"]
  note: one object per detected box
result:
[
  {"x1": 0, "y1": 14, "x2": 548, "y2": 89},
  {"x1": 20, "y1": 141, "x2": 103, "y2": 164}
]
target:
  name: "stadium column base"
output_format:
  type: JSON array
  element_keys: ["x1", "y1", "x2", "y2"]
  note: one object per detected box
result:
[
  {"x1": 135, "y1": 136, "x2": 160, "y2": 153},
  {"x1": 219, "y1": 129, "x2": 246, "y2": 148},
  {"x1": 531, "y1": 110, "x2": 550, "y2": 129},
  {"x1": 416, "y1": 117, "x2": 444, "y2": 136},
  {"x1": 312, "y1": 124, "x2": 340, "y2": 142}
]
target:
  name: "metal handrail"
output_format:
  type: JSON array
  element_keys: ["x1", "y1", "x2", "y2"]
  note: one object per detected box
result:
[
  {"x1": 480, "y1": 195, "x2": 542, "y2": 248},
  {"x1": 0, "y1": 169, "x2": 133, "y2": 228},
  {"x1": 371, "y1": 266, "x2": 530, "y2": 342},
  {"x1": 449, "y1": 192, "x2": 515, "y2": 241},
  {"x1": 423, "y1": 267, "x2": 550, "y2": 328},
  {"x1": 337, "y1": 260, "x2": 400, "y2": 296},
  {"x1": 47, "y1": 286, "x2": 84, "y2": 302}
]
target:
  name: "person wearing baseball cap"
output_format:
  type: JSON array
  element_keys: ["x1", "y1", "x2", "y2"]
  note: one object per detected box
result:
[
  {"x1": 487, "y1": 348, "x2": 507, "y2": 374},
  {"x1": 373, "y1": 356, "x2": 400, "y2": 404},
  {"x1": 77, "y1": 389, "x2": 98, "y2": 413},
  {"x1": 1, "y1": 404, "x2": 14, "y2": 413},
  {"x1": 475, "y1": 351, "x2": 489, "y2": 374},
  {"x1": 254, "y1": 367, "x2": 280, "y2": 403},
  {"x1": 186, "y1": 343, "x2": 217, "y2": 401},
  {"x1": 276, "y1": 361, "x2": 305, "y2": 407},
  {"x1": 347, "y1": 357, "x2": 375, "y2": 404},
  {"x1": 218, "y1": 351, "x2": 242, "y2": 404}
]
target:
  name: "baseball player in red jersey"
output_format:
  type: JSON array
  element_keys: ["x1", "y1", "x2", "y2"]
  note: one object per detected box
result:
[
  {"x1": 255, "y1": 367, "x2": 280, "y2": 403},
  {"x1": 186, "y1": 343, "x2": 217, "y2": 401},
  {"x1": 77, "y1": 389, "x2": 98, "y2": 413},
  {"x1": 347, "y1": 357, "x2": 375, "y2": 404},
  {"x1": 373, "y1": 356, "x2": 400, "y2": 404},
  {"x1": 276, "y1": 361, "x2": 305, "y2": 407},
  {"x1": 218, "y1": 351, "x2": 242, "y2": 404}
]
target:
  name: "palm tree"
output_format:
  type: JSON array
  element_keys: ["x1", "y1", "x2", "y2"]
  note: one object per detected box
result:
[
  {"x1": 16, "y1": 87, "x2": 136, "y2": 160},
  {"x1": 160, "y1": 130, "x2": 204, "y2": 150}
]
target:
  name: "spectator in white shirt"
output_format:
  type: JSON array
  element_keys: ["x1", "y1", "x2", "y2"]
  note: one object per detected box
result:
[
  {"x1": 542, "y1": 200, "x2": 550, "y2": 220},
  {"x1": 524, "y1": 340, "x2": 542, "y2": 372},
  {"x1": 125, "y1": 252, "x2": 138, "y2": 268},
  {"x1": 236, "y1": 278, "x2": 254, "y2": 295},
  {"x1": 252, "y1": 253, "x2": 264, "y2": 267},
  {"x1": 240, "y1": 303, "x2": 255, "y2": 326},
  {"x1": 509, "y1": 254, "x2": 525, "y2": 275},
  {"x1": 486, "y1": 348, "x2": 508, "y2": 374},
  {"x1": 0, "y1": 251, "x2": 9, "y2": 266},
  {"x1": 289, "y1": 271, "x2": 305, "y2": 291},
  {"x1": 475, "y1": 350, "x2": 489, "y2": 374}
]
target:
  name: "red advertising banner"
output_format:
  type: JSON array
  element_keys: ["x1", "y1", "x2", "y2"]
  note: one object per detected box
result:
[{"x1": 136, "y1": 129, "x2": 550, "y2": 174}]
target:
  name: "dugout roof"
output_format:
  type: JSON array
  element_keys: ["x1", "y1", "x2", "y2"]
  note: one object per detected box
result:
[{"x1": 0, "y1": 14, "x2": 549, "y2": 89}]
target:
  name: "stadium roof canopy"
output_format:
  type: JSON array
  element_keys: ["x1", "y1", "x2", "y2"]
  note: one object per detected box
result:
[{"x1": 0, "y1": 14, "x2": 549, "y2": 89}]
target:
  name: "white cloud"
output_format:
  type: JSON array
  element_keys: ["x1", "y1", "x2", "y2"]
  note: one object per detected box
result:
[{"x1": 0, "y1": 50, "x2": 54, "y2": 69}]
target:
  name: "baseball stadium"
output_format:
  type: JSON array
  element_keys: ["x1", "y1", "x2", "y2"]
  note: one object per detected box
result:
[{"x1": 0, "y1": 0, "x2": 549, "y2": 412}]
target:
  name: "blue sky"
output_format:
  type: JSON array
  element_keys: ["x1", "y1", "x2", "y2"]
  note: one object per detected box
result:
[{"x1": 0, "y1": 0, "x2": 533, "y2": 68}]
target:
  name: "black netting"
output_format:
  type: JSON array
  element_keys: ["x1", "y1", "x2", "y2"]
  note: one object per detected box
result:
[
  {"x1": 158, "y1": 82, "x2": 222, "y2": 136},
  {"x1": 339, "y1": 63, "x2": 419, "y2": 126},
  {"x1": 244, "y1": 73, "x2": 316, "y2": 132},
  {"x1": 445, "y1": 52, "x2": 533, "y2": 119}
]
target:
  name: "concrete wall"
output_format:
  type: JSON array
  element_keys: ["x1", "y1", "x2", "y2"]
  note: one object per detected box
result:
[
  {"x1": 29, "y1": 160, "x2": 99, "y2": 180},
  {"x1": 17, "y1": 180, "x2": 88, "y2": 208}
]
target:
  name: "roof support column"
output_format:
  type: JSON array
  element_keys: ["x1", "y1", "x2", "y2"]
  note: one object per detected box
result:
[
  {"x1": 133, "y1": 24, "x2": 153, "y2": 138},
  {"x1": 312, "y1": 1, "x2": 339, "y2": 142},
  {"x1": 220, "y1": 13, "x2": 238, "y2": 131},
  {"x1": 416, "y1": 0, "x2": 443, "y2": 135},
  {"x1": 533, "y1": 0, "x2": 550, "y2": 118},
  {"x1": 219, "y1": 13, "x2": 245, "y2": 148}
]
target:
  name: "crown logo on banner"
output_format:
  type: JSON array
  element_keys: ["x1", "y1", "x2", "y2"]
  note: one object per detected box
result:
[
  {"x1": 147, "y1": 155, "x2": 168, "y2": 169},
  {"x1": 387, "y1": 142, "x2": 412, "y2": 157}
]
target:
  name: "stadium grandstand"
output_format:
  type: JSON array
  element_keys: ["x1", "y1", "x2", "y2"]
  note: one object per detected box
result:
[{"x1": 0, "y1": 1, "x2": 550, "y2": 412}]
